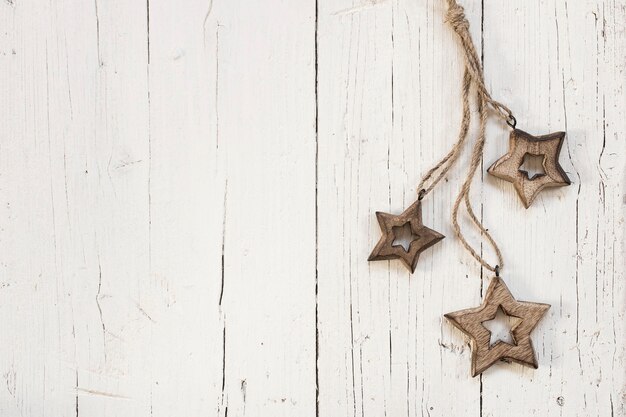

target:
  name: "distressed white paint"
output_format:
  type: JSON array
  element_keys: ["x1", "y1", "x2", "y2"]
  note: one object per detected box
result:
[{"x1": 0, "y1": 0, "x2": 623, "y2": 416}]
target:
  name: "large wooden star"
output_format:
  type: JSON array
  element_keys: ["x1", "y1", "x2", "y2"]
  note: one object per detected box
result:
[
  {"x1": 487, "y1": 129, "x2": 571, "y2": 208},
  {"x1": 368, "y1": 199, "x2": 444, "y2": 273},
  {"x1": 444, "y1": 277, "x2": 550, "y2": 377}
]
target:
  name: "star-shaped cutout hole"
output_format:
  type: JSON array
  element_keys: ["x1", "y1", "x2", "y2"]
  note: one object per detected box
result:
[
  {"x1": 518, "y1": 153, "x2": 546, "y2": 180},
  {"x1": 444, "y1": 277, "x2": 550, "y2": 376},
  {"x1": 368, "y1": 199, "x2": 444, "y2": 273},
  {"x1": 488, "y1": 129, "x2": 571, "y2": 208},
  {"x1": 482, "y1": 306, "x2": 522, "y2": 347},
  {"x1": 391, "y1": 222, "x2": 421, "y2": 252}
]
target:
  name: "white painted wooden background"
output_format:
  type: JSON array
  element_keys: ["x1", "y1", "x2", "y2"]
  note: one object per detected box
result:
[{"x1": 0, "y1": 0, "x2": 624, "y2": 415}]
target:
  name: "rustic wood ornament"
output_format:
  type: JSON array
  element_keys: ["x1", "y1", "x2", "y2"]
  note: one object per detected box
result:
[
  {"x1": 368, "y1": 199, "x2": 444, "y2": 273},
  {"x1": 437, "y1": 0, "x2": 556, "y2": 379},
  {"x1": 487, "y1": 129, "x2": 571, "y2": 208},
  {"x1": 444, "y1": 277, "x2": 550, "y2": 377}
]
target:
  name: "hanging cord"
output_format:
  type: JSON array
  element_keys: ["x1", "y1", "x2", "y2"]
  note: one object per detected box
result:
[
  {"x1": 416, "y1": 69, "x2": 472, "y2": 199},
  {"x1": 444, "y1": 0, "x2": 517, "y2": 129},
  {"x1": 444, "y1": 0, "x2": 505, "y2": 272},
  {"x1": 418, "y1": 0, "x2": 518, "y2": 201},
  {"x1": 451, "y1": 93, "x2": 504, "y2": 272}
]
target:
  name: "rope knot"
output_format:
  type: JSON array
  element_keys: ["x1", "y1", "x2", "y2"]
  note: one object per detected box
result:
[{"x1": 445, "y1": 3, "x2": 469, "y2": 32}]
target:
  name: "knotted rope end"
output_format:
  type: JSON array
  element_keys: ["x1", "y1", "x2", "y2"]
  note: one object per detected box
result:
[{"x1": 445, "y1": 2, "x2": 469, "y2": 32}]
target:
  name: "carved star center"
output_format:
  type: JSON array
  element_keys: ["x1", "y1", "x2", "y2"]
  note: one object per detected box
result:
[
  {"x1": 519, "y1": 153, "x2": 546, "y2": 180},
  {"x1": 368, "y1": 199, "x2": 444, "y2": 273},
  {"x1": 391, "y1": 222, "x2": 420, "y2": 252},
  {"x1": 482, "y1": 306, "x2": 522, "y2": 347},
  {"x1": 444, "y1": 277, "x2": 550, "y2": 376},
  {"x1": 487, "y1": 129, "x2": 571, "y2": 208}
]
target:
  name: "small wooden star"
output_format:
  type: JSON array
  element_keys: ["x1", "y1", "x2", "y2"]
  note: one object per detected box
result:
[
  {"x1": 444, "y1": 277, "x2": 550, "y2": 376},
  {"x1": 368, "y1": 199, "x2": 444, "y2": 273},
  {"x1": 487, "y1": 129, "x2": 571, "y2": 208}
]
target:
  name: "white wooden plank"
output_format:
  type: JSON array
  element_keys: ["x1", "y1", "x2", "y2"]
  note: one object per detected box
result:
[
  {"x1": 318, "y1": 0, "x2": 625, "y2": 416},
  {"x1": 1, "y1": 0, "x2": 318, "y2": 415},
  {"x1": 317, "y1": 0, "x2": 486, "y2": 416},
  {"x1": 0, "y1": 0, "x2": 623, "y2": 416},
  {"x1": 0, "y1": 0, "x2": 152, "y2": 415},
  {"x1": 147, "y1": 0, "x2": 317, "y2": 416},
  {"x1": 145, "y1": 0, "x2": 223, "y2": 415},
  {"x1": 480, "y1": 0, "x2": 626, "y2": 415}
]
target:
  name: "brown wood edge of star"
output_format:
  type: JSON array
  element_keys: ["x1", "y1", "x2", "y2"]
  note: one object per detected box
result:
[
  {"x1": 512, "y1": 128, "x2": 572, "y2": 186},
  {"x1": 406, "y1": 231, "x2": 445, "y2": 273},
  {"x1": 444, "y1": 277, "x2": 551, "y2": 377},
  {"x1": 367, "y1": 200, "x2": 445, "y2": 273},
  {"x1": 469, "y1": 342, "x2": 541, "y2": 377},
  {"x1": 487, "y1": 129, "x2": 571, "y2": 208},
  {"x1": 444, "y1": 312, "x2": 549, "y2": 377},
  {"x1": 367, "y1": 230, "x2": 445, "y2": 273}
]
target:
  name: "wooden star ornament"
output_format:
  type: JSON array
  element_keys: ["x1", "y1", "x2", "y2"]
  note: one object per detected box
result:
[
  {"x1": 444, "y1": 277, "x2": 550, "y2": 377},
  {"x1": 368, "y1": 199, "x2": 444, "y2": 273},
  {"x1": 487, "y1": 129, "x2": 571, "y2": 208}
]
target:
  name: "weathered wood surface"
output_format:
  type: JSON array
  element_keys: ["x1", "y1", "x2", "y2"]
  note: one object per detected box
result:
[{"x1": 0, "y1": 0, "x2": 623, "y2": 416}]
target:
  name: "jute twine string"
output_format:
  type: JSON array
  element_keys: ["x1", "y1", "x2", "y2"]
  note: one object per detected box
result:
[
  {"x1": 417, "y1": 0, "x2": 516, "y2": 201},
  {"x1": 444, "y1": 0, "x2": 516, "y2": 127},
  {"x1": 416, "y1": 69, "x2": 472, "y2": 198},
  {"x1": 452, "y1": 92, "x2": 504, "y2": 272},
  {"x1": 415, "y1": 0, "x2": 510, "y2": 272},
  {"x1": 446, "y1": 0, "x2": 505, "y2": 273}
]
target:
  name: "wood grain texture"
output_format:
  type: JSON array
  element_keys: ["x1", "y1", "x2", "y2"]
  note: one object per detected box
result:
[
  {"x1": 0, "y1": 0, "x2": 624, "y2": 416},
  {"x1": 444, "y1": 277, "x2": 550, "y2": 377},
  {"x1": 487, "y1": 129, "x2": 571, "y2": 208},
  {"x1": 368, "y1": 199, "x2": 445, "y2": 272}
]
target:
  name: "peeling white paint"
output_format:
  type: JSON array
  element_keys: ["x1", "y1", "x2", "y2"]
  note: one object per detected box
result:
[{"x1": 0, "y1": 0, "x2": 623, "y2": 416}]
